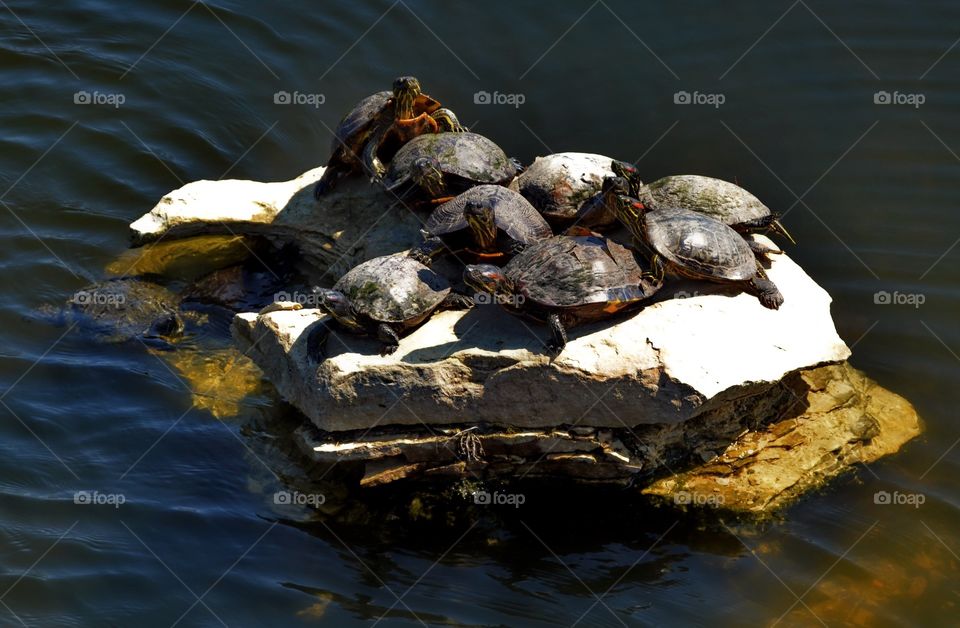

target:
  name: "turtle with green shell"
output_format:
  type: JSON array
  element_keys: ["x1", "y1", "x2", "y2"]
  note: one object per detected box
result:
[
  {"x1": 610, "y1": 194, "x2": 784, "y2": 309},
  {"x1": 463, "y1": 234, "x2": 662, "y2": 353},
  {"x1": 314, "y1": 76, "x2": 465, "y2": 197},
  {"x1": 306, "y1": 254, "x2": 473, "y2": 358},
  {"x1": 38, "y1": 277, "x2": 187, "y2": 349},
  {"x1": 408, "y1": 185, "x2": 552, "y2": 266},
  {"x1": 586, "y1": 168, "x2": 794, "y2": 260},
  {"x1": 382, "y1": 132, "x2": 518, "y2": 206}
]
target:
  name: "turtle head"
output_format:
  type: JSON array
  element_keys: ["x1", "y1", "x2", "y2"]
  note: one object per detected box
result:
[
  {"x1": 411, "y1": 156, "x2": 445, "y2": 198},
  {"x1": 314, "y1": 288, "x2": 363, "y2": 331},
  {"x1": 611, "y1": 193, "x2": 649, "y2": 242},
  {"x1": 602, "y1": 176, "x2": 630, "y2": 197},
  {"x1": 463, "y1": 264, "x2": 512, "y2": 298},
  {"x1": 142, "y1": 311, "x2": 185, "y2": 349},
  {"x1": 147, "y1": 312, "x2": 184, "y2": 338},
  {"x1": 463, "y1": 200, "x2": 498, "y2": 251},
  {"x1": 392, "y1": 75, "x2": 422, "y2": 119},
  {"x1": 611, "y1": 160, "x2": 643, "y2": 195}
]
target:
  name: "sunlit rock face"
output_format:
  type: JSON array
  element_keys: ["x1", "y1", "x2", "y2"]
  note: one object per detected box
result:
[
  {"x1": 232, "y1": 243, "x2": 849, "y2": 432},
  {"x1": 133, "y1": 167, "x2": 920, "y2": 510}
]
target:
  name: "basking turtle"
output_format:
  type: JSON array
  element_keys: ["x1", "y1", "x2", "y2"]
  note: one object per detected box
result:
[
  {"x1": 570, "y1": 175, "x2": 631, "y2": 230},
  {"x1": 638, "y1": 175, "x2": 794, "y2": 258},
  {"x1": 40, "y1": 277, "x2": 186, "y2": 348},
  {"x1": 517, "y1": 152, "x2": 626, "y2": 226},
  {"x1": 409, "y1": 185, "x2": 552, "y2": 266},
  {"x1": 382, "y1": 132, "x2": 517, "y2": 206},
  {"x1": 306, "y1": 254, "x2": 473, "y2": 358},
  {"x1": 314, "y1": 76, "x2": 463, "y2": 197},
  {"x1": 463, "y1": 234, "x2": 662, "y2": 353},
  {"x1": 611, "y1": 195, "x2": 784, "y2": 309},
  {"x1": 610, "y1": 160, "x2": 645, "y2": 197}
]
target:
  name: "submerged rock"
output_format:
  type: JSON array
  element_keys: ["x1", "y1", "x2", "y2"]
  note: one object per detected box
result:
[{"x1": 642, "y1": 362, "x2": 922, "y2": 514}]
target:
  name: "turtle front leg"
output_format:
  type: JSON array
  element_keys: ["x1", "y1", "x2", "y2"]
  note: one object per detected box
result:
[
  {"x1": 377, "y1": 323, "x2": 401, "y2": 356},
  {"x1": 408, "y1": 232, "x2": 446, "y2": 267},
  {"x1": 546, "y1": 312, "x2": 569, "y2": 354},
  {"x1": 314, "y1": 165, "x2": 346, "y2": 199},
  {"x1": 431, "y1": 108, "x2": 467, "y2": 132},
  {"x1": 748, "y1": 239, "x2": 782, "y2": 263},
  {"x1": 643, "y1": 254, "x2": 666, "y2": 284},
  {"x1": 505, "y1": 237, "x2": 527, "y2": 257},
  {"x1": 440, "y1": 293, "x2": 475, "y2": 310},
  {"x1": 769, "y1": 218, "x2": 795, "y2": 245},
  {"x1": 306, "y1": 320, "x2": 332, "y2": 362},
  {"x1": 361, "y1": 126, "x2": 389, "y2": 182},
  {"x1": 393, "y1": 113, "x2": 439, "y2": 142},
  {"x1": 748, "y1": 264, "x2": 784, "y2": 310}
]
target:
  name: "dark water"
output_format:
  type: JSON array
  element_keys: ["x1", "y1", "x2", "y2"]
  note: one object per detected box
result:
[{"x1": 2, "y1": 0, "x2": 958, "y2": 625}]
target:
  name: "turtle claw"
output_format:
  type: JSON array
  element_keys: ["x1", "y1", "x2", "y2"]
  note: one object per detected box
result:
[
  {"x1": 750, "y1": 276, "x2": 784, "y2": 310},
  {"x1": 759, "y1": 289, "x2": 784, "y2": 310},
  {"x1": 376, "y1": 323, "x2": 401, "y2": 356},
  {"x1": 442, "y1": 293, "x2": 475, "y2": 310},
  {"x1": 546, "y1": 313, "x2": 568, "y2": 355},
  {"x1": 408, "y1": 249, "x2": 433, "y2": 267}
]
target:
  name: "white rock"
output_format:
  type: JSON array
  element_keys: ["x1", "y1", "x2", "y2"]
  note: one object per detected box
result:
[
  {"x1": 129, "y1": 167, "x2": 426, "y2": 282},
  {"x1": 232, "y1": 240, "x2": 850, "y2": 432}
]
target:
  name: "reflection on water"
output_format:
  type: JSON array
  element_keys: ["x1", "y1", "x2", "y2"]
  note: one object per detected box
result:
[
  {"x1": 0, "y1": 0, "x2": 958, "y2": 625},
  {"x1": 104, "y1": 235, "x2": 252, "y2": 280},
  {"x1": 158, "y1": 345, "x2": 265, "y2": 420}
]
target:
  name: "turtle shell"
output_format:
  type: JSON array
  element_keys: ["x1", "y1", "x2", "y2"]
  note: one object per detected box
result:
[
  {"x1": 425, "y1": 185, "x2": 552, "y2": 244},
  {"x1": 331, "y1": 91, "x2": 391, "y2": 156},
  {"x1": 334, "y1": 254, "x2": 451, "y2": 324},
  {"x1": 644, "y1": 208, "x2": 756, "y2": 281},
  {"x1": 517, "y1": 152, "x2": 618, "y2": 223},
  {"x1": 330, "y1": 91, "x2": 441, "y2": 157},
  {"x1": 63, "y1": 278, "x2": 181, "y2": 343},
  {"x1": 383, "y1": 132, "x2": 516, "y2": 190},
  {"x1": 505, "y1": 235, "x2": 658, "y2": 308},
  {"x1": 646, "y1": 175, "x2": 771, "y2": 226}
]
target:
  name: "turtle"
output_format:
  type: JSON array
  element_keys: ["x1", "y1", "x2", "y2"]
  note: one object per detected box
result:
[
  {"x1": 610, "y1": 194, "x2": 784, "y2": 310},
  {"x1": 408, "y1": 185, "x2": 552, "y2": 266},
  {"x1": 610, "y1": 159, "x2": 645, "y2": 197},
  {"x1": 570, "y1": 175, "x2": 631, "y2": 231},
  {"x1": 635, "y1": 175, "x2": 794, "y2": 259},
  {"x1": 382, "y1": 132, "x2": 518, "y2": 206},
  {"x1": 38, "y1": 277, "x2": 186, "y2": 348},
  {"x1": 463, "y1": 234, "x2": 662, "y2": 353},
  {"x1": 313, "y1": 76, "x2": 464, "y2": 198},
  {"x1": 305, "y1": 254, "x2": 473, "y2": 358},
  {"x1": 516, "y1": 152, "x2": 626, "y2": 227}
]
